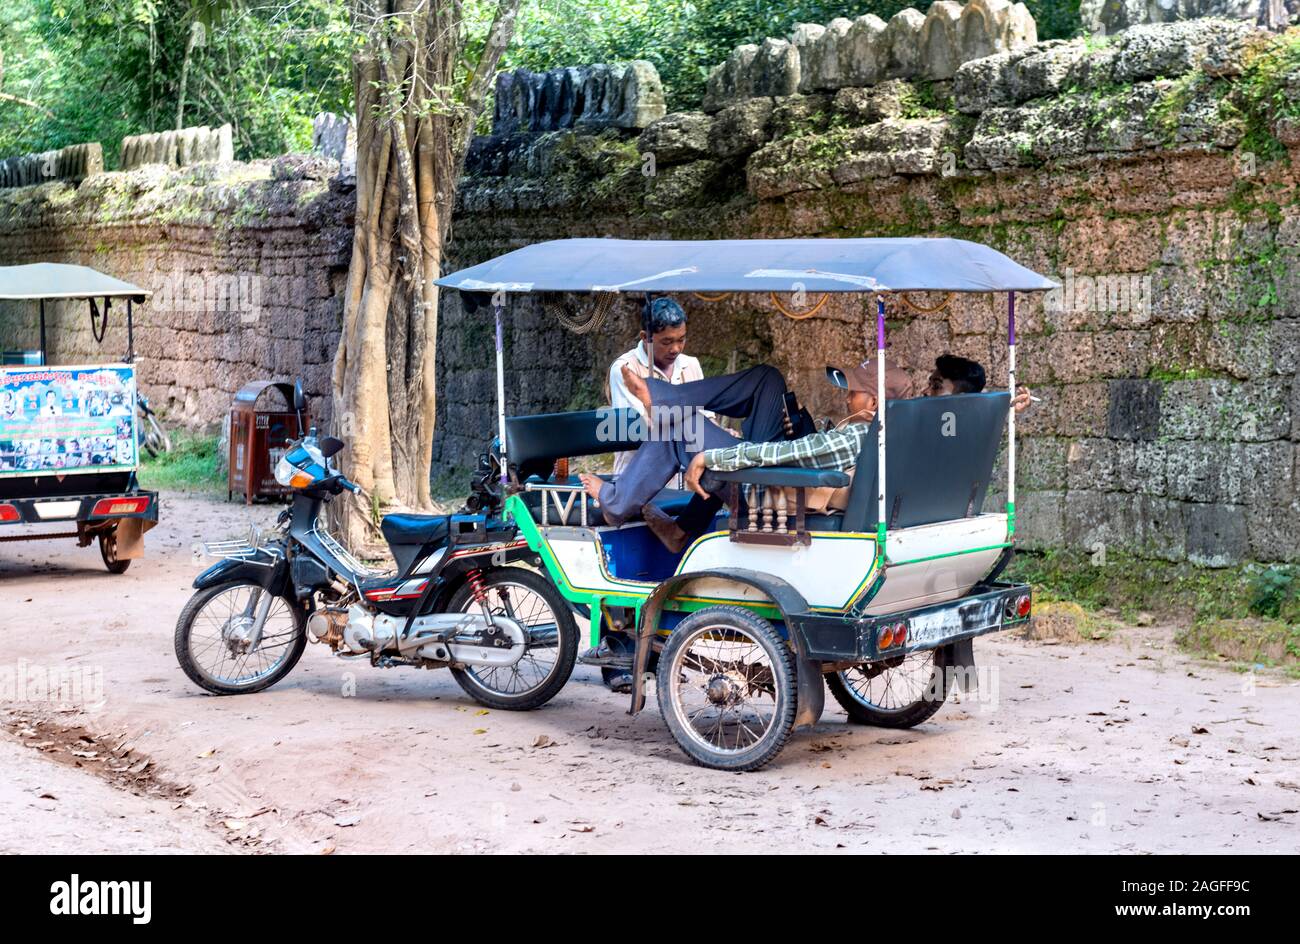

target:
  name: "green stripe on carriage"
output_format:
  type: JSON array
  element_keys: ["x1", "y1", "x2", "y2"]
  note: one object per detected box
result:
[{"x1": 887, "y1": 542, "x2": 1012, "y2": 567}]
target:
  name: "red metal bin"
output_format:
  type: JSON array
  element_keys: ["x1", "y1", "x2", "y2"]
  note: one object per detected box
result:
[{"x1": 228, "y1": 381, "x2": 308, "y2": 503}]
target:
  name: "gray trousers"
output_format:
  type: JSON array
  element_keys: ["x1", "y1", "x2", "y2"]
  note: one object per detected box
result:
[{"x1": 598, "y1": 365, "x2": 788, "y2": 525}]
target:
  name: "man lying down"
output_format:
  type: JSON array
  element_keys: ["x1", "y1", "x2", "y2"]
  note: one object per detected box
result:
[{"x1": 577, "y1": 353, "x2": 1032, "y2": 551}]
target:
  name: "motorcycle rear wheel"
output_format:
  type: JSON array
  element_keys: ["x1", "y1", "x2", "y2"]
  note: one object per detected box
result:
[
  {"x1": 174, "y1": 580, "x2": 306, "y2": 695},
  {"x1": 447, "y1": 568, "x2": 578, "y2": 710}
]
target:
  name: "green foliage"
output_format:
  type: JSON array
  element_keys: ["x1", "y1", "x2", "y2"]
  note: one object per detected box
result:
[
  {"x1": 1249, "y1": 566, "x2": 1300, "y2": 620},
  {"x1": 1230, "y1": 28, "x2": 1300, "y2": 166},
  {"x1": 1009, "y1": 547, "x2": 1276, "y2": 624},
  {"x1": 137, "y1": 431, "x2": 224, "y2": 492},
  {"x1": 0, "y1": 0, "x2": 354, "y2": 162},
  {"x1": 3, "y1": 1, "x2": 1085, "y2": 158}
]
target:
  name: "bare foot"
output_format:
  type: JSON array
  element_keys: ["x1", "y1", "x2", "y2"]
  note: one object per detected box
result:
[
  {"x1": 642, "y1": 503, "x2": 688, "y2": 554},
  {"x1": 577, "y1": 473, "x2": 604, "y2": 503},
  {"x1": 620, "y1": 363, "x2": 652, "y2": 412}
]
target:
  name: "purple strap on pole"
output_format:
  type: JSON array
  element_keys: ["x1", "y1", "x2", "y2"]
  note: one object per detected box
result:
[
  {"x1": 876, "y1": 297, "x2": 885, "y2": 349},
  {"x1": 496, "y1": 312, "x2": 504, "y2": 351},
  {"x1": 1007, "y1": 292, "x2": 1015, "y2": 345}
]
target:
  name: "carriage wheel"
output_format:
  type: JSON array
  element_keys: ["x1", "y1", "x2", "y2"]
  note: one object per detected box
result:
[
  {"x1": 656, "y1": 605, "x2": 796, "y2": 772},
  {"x1": 826, "y1": 646, "x2": 952, "y2": 728},
  {"x1": 98, "y1": 524, "x2": 131, "y2": 574}
]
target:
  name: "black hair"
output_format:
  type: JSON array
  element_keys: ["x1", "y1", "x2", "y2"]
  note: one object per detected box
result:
[
  {"x1": 935, "y1": 354, "x2": 986, "y2": 394},
  {"x1": 642, "y1": 295, "x2": 687, "y2": 337}
]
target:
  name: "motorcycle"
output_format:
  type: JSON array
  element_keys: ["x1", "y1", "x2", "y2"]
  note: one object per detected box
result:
[{"x1": 173, "y1": 382, "x2": 578, "y2": 709}]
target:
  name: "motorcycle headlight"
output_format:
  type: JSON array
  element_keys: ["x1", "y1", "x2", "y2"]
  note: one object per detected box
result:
[{"x1": 274, "y1": 454, "x2": 298, "y2": 488}]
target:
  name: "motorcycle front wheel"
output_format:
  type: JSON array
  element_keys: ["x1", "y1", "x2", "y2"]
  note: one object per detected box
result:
[
  {"x1": 446, "y1": 567, "x2": 578, "y2": 710},
  {"x1": 174, "y1": 580, "x2": 306, "y2": 695}
]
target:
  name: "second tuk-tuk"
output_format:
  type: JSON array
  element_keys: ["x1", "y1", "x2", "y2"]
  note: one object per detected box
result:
[{"x1": 0, "y1": 263, "x2": 158, "y2": 572}]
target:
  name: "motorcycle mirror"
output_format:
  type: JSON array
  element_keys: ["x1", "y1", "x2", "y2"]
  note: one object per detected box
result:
[
  {"x1": 292, "y1": 379, "x2": 307, "y2": 436},
  {"x1": 319, "y1": 436, "x2": 345, "y2": 458}
]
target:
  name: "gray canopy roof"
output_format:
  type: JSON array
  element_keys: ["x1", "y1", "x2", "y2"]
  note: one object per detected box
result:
[
  {"x1": 435, "y1": 237, "x2": 1057, "y2": 295},
  {"x1": 0, "y1": 263, "x2": 151, "y2": 301}
]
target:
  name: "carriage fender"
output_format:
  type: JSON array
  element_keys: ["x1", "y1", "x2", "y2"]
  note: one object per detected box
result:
[{"x1": 628, "y1": 567, "x2": 825, "y2": 730}]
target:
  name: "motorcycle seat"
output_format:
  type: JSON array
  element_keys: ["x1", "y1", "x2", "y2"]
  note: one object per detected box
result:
[{"x1": 381, "y1": 513, "x2": 449, "y2": 547}]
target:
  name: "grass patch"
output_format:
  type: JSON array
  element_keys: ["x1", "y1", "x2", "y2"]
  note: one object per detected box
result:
[
  {"x1": 1176, "y1": 619, "x2": 1300, "y2": 677},
  {"x1": 137, "y1": 433, "x2": 225, "y2": 493},
  {"x1": 1009, "y1": 550, "x2": 1300, "y2": 672}
]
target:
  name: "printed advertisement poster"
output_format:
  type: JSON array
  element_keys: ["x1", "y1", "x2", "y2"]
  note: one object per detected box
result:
[{"x1": 0, "y1": 364, "x2": 138, "y2": 477}]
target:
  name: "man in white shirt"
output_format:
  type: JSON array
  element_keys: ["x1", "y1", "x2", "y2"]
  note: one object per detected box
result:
[{"x1": 607, "y1": 296, "x2": 704, "y2": 475}]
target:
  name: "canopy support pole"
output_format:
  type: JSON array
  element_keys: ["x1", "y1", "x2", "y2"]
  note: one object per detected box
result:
[
  {"x1": 494, "y1": 299, "x2": 508, "y2": 485},
  {"x1": 875, "y1": 296, "x2": 887, "y2": 560},
  {"x1": 1006, "y1": 292, "x2": 1016, "y2": 539},
  {"x1": 39, "y1": 299, "x2": 47, "y2": 366},
  {"x1": 126, "y1": 298, "x2": 135, "y2": 362}
]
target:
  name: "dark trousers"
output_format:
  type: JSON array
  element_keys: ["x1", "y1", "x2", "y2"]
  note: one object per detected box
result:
[{"x1": 598, "y1": 365, "x2": 788, "y2": 525}]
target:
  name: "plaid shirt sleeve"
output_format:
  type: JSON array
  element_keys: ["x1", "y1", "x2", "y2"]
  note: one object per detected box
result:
[{"x1": 701, "y1": 423, "x2": 871, "y2": 473}]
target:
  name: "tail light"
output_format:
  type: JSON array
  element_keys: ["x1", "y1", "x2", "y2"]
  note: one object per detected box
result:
[
  {"x1": 1005, "y1": 593, "x2": 1032, "y2": 620},
  {"x1": 0, "y1": 503, "x2": 19, "y2": 523},
  {"x1": 878, "y1": 620, "x2": 908, "y2": 650},
  {"x1": 90, "y1": 496, "x2": 151, "y2": 517}
]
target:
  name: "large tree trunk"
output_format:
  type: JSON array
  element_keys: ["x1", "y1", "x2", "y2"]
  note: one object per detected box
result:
[{"x1": 334, "y1": 0, "x2": 518, "y2": 549}]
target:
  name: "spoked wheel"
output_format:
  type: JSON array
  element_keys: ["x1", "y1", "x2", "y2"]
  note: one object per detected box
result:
[
  {"x1": 447, "y1": 568, "x2": 578, "y2": 710},
  {"x1": 174, "y1": 580, "x2": 306, "y2": 695},
  {"x1": 657, "y1": 606, "x2": 796, "y2": 772},
  {"x1": 98, "y1": 525, "x2": 131, "y2": 574},
  {"x1": 826, "y1": 646, "x2": 952, "y2": 728}
]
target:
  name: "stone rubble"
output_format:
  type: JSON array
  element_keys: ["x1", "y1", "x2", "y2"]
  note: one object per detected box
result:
[
  {"x1": 491, "y1": 61, "x2": 666, "y2": 135},
  {"x1": 119, "y1": 124, "x2": 235, "y2": 171},
  {"x1": 707, "y1": 0, "x2": 1037, "y2": 111}
]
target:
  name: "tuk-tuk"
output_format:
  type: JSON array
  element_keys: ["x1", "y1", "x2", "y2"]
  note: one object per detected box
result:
[{"x1": 0, "y1": 263, "x2": 158, "y2": 573}]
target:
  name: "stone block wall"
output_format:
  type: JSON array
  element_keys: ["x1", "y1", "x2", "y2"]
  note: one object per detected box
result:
[
  {"x1": 0, "y1": 156, "x2": 352, "y2": 431},
  {"x1": 439, "y1": 17, "x2": 1300, "y2": 567}
]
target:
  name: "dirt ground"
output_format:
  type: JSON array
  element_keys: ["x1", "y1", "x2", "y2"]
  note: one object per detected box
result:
[{"x1": 2, "y1": 491, "x2": 1298, "y2": 855}]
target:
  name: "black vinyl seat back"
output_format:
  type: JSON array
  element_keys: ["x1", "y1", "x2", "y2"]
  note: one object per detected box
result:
[
  {"x1": 505, "y1": 407, "x2": 646, "y2": 479},
  {"x1": 841, "y1": 392, "x2": 1009, "y2": 532}
]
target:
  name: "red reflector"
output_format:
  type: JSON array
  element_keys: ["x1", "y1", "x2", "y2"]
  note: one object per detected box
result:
[
  {"x1": 894, "y1": 623, "x2": 907, "y2": 646},
  {"x1": 91, "y1": 496, "x2": 151, "y2": 517},
  {"x1": 1016, "y1": 594, "x2": 1032, "y2": 618},
  {"x1": 0, "y1": 503, "x2": 19, "y2": 523}
]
